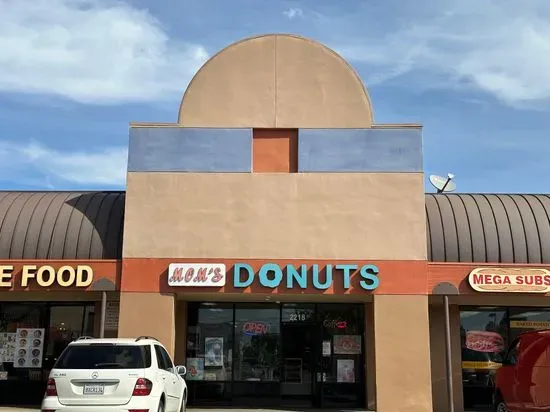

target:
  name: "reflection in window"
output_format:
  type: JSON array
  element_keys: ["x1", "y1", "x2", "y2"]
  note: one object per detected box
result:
[
  {"x1": 460, "y1": 308, "x2": 508, "y2": 410},
  {"x1": 186, "y1": 303, "x2": 233, "y2": 381},
  {"x1": 0, "y1": 304, "x2": 42, "y2": 333},
  {"x1": 509, "y1": 308, "x2": 550, "y2": 341},
  {"x1": 234, "y1": 305, "x2": 280, "y2": 382},
  {"x1": 460, "y1": 309, "x2": 508, "y2": 364},
  {"x1": 47, "y1": 306, "x2": 85, "y2": 358}
]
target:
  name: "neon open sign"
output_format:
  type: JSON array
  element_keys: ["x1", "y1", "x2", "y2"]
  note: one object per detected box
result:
[{"x1": 242, "y1": 321, "x2": 270, "y2": 336}]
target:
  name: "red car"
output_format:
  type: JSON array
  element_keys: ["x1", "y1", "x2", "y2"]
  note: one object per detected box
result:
[{"x1": 494, "y1": 329, "x2": 550, "y2": 411}]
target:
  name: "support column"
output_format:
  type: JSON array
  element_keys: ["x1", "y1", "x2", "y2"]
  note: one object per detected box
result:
[
  {"x1": 430, "y1": 300, "x2": 464, "y2": 411},
  {"x1": 118, "y1": 292, "x2": 176, "y2": 357},
  {"x1": 374, "y1": 295, "x2": 433, "y2": 412},
  {"x1": 450, "y1": 305, "x2": 464, "y2": 412},
  {"x1": 429, "y1": 300, "x2": 447, "y2": 412},
  {"x1": 365, "y1": 303, "x2": 377, "y2": 410},
  {"x1": 174, "y1": 300, "x2": 188, "y2": 366}
]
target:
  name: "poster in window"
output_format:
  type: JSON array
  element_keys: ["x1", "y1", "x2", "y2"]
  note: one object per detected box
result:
[
  {"x1": 333, "y1": 335, "x2": 361, "y2": 355},
  {"x1": 14, "y1": 328, "x2": 45, "y2": 368},
  {"x1": 337, "y1": 359, "x2": 355, "y2": 383},
  {"x1": 186, "y1": 358, "x2": 204, "y2": 380},
  {"x1": 204, "y1": 337, "x2": 224, "y2": 367},
  {"x1": 0, "y1": 333, "x2": 16, "y2": 363},
  {"x1": 322, "y1": 340, "x2": 331, "y2": 357},
  {"x1": 104, "y1": 301, "x2": 120, "y2": 331},
  {"x1": 465, "y1": 331, "x2": 505, "y2": 353}
]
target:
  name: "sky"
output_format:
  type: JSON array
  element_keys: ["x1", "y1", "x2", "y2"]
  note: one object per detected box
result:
[{"x1": 1, "y1": 0, "x2": 550, "y2": 193}]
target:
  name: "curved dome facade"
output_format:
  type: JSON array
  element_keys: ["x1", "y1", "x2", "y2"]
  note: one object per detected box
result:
[{"x1": 178, "y1": 34, "x2": 373, "y2": 128}]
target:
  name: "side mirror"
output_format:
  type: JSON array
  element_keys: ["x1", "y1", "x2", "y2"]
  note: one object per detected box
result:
[{"x1": 176, "y1": 365, "x2": 187, "y2": 376}]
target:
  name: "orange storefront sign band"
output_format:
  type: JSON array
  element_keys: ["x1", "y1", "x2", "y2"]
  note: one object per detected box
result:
[
  {"x1": 0, "y1": 265, "x2": 94, "y2": 288},
  {"x1": 468, "y1": 267, "x2": 550, "y2": 293}
]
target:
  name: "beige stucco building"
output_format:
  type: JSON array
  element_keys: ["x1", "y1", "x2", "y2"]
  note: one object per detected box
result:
[{"x1": 2, "y1": 34, "x2": 550, "y2": 412}]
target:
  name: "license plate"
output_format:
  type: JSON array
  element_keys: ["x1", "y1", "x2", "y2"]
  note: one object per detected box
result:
[{"x1": 83, "y1": 384, "x2": 104, "y2": 395}]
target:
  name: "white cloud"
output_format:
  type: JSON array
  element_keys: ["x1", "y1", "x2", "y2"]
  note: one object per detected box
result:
[
  {"x1": 0, "y1": 0, "x2": 209, "y2": 104},
  {"x1": 0, "y1": 141, "x2": 127, "y2": 187},
  {"x1": 329, "y1": 0, "x2": 550, "y2": 106},
  {"x1": 283, "y1": 7, "x2": 303, "y2": 19}
]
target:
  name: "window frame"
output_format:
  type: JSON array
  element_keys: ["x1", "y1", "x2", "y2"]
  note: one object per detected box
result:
[{"x1": 154, "y1": 345, "x2": 169, "y2": 371}]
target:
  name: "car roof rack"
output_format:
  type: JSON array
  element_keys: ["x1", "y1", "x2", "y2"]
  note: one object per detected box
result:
[
  {"x1": 76, "y1": 336, "x2": 95, "y2": 341},
  {"x1": 135, "y1": 336, "x2": 159, "y2": 342}
]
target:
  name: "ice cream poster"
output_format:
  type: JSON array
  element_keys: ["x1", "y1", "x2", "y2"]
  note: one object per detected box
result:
[
  {"x1": 337, "y1": 359, "x2": 355, "y2": 383},
  {"x1": 186, "y1": 358, "x2": 204, "y2": 380}
]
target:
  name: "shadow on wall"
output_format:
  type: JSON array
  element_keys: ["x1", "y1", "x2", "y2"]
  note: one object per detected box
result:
[{"x1": 64, "y1": 192, "x2": 125, "y2": 259}]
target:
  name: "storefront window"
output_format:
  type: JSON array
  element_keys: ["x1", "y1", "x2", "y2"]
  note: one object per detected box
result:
[
  {"x1": 0, "y1": 304, "x2": 44, "y2": 382},
  {"x1": 186, "y1": 303, "x2": 233, "y2": 380},
  {"x1": 509, "y1": 308, "x2": 550, "y2": 341},
  {"x1": 44, "y1": 306, "x2": 94, "y2": 370},
  {"x1": 317, "y1": 304, "x2": 364, "y2": 408},
  {"x1": 0, "y1": 302, "x2": 95, "y2": 406},
  {"x1": 234, "y1": 304, "x2": 280, "y2": 382},
  {"x1": 460, "y1": 308, "x2": 508, "y2": 410},
  {"x1": 185, "y1": 302, "x2": 367, "y2": 408},
  {"x1": 185, "y1": 303, "x2": 233, "y2": 404}
]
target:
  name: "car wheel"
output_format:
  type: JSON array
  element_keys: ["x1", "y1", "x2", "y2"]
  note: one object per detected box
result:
[
  {"x1": 157, "y1": 399, "x2": 165, "y2": 412},
  {"x1": 495, "y1": 400, "x2": 508, "y2": 412},
  {"x1": 180, "y1": 398, "x2": 186, "y2": 412}
]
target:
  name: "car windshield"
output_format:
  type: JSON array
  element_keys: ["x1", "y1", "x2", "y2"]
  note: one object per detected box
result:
[{"x1": 54, "y1": 344, "x2": 151, "y2": 369}]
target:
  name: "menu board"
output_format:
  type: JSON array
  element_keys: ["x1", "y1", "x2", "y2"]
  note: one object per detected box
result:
[
  {"x1": 14, "y1": 328, "x2": 45, "y2": 368},
  {"x1": 0, "y1": 333, "x2": 16, "y2": 363},
  {"x1": 105, "y1": 301, "x2": 120, "y2": 331}
]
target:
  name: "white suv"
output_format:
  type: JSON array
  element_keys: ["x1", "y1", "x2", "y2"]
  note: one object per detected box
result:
[{"x1": 41, "y1": 336, "x2": 187, "y2": 412}]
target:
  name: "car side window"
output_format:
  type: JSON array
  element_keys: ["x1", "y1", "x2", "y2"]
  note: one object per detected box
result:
[
  {"x1": 160, "y1": 347, "x2": 174, "y2": 372},
  {"x1": 154, "y1": 345, "x2": 168, "y2": 371}
]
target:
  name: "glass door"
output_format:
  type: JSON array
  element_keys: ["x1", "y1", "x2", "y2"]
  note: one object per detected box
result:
[
  {"x1": 315, "y1": 304, "x2": 365, "y2": 409},
  {"x1": 232, "y1": 304, "x2": 281, "y2": 406},
  {"x1": 280, "y1": 304, "x2": 317, "y2": 408}
]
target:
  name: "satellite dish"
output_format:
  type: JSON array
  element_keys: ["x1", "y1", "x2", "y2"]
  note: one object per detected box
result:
[{"x1": 429, "y1": 173, "x2": 456, "y2": 193}]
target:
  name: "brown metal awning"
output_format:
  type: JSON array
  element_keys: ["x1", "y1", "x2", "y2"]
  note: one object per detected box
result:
[
  {"x1": 426, "y1": 194, "x2": 550, "y2": 263},
  {"x1": 0, "y1": 191, "x2": 124, "y2": 259}
]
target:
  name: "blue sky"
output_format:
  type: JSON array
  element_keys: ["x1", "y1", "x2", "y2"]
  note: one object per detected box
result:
[{"x1": 1, "y1": 0, "x2": 550, "y2": 193}]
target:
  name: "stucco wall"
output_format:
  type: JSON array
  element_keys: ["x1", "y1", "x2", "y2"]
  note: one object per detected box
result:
[
  {"x1": 178, "y1": 34, "x2": 374, "y2": 128},
  {"x1": 123, "y1": 172, "x2": 426, "y2": 260}
]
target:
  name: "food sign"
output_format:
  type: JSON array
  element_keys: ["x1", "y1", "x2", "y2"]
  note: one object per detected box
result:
[
  {"x1": 468, "y1": 267, "x2": 550, "y2": 293},
  {"x1": 14, "y1": 328, "x2": 45, "y2": 368},
  {"x1": 465, "y1": 331, "x2": 505, "y2": 353}
]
